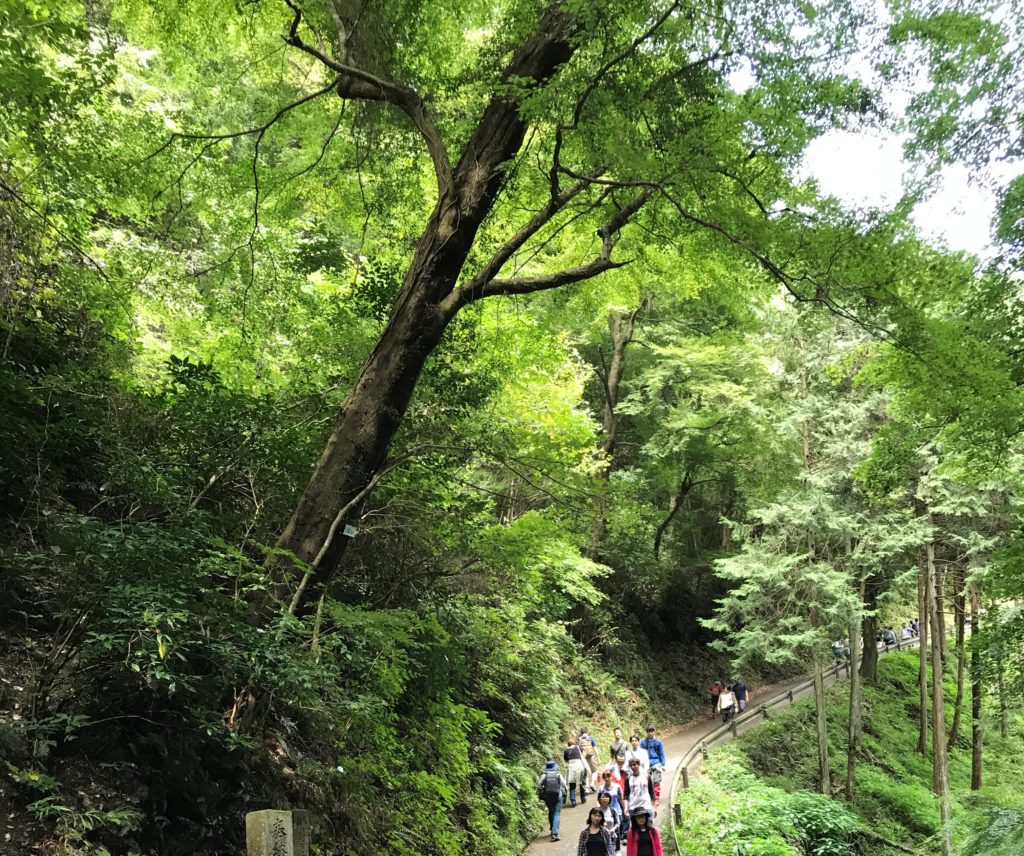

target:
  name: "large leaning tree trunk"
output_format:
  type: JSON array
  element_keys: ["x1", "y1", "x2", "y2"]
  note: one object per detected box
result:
[{"x1": 272, "y1": 2, "x2": 659, "y2": 613}]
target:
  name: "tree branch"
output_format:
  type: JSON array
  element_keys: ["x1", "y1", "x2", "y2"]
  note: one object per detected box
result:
[
  {"x1": 455, "y1": 187, "x2": 653, "y2": 303},
  {"x1": 282, "y1": 0, "x2": 453, "y2": 196}
]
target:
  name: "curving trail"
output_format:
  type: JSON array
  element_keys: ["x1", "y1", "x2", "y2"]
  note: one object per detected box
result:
[{"x1": 522, "y1": 642, "x2": 916, "y2": 856}]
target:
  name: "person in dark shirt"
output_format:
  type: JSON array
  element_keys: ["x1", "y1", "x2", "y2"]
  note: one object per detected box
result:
[
  {"x1": 577, "y1": 806, "x2": 615, "y2": 856},
  {"x1": 733, "y1": 679, "x2": 748, "y2": 712},
  {"x1": 624, "y1": 806, "x2": 662, "y2": 856}
]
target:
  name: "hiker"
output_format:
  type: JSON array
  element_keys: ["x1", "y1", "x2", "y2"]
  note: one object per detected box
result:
[
  {"x1": 640, "y1": 725, "x2": 666, "y2": 807},
  {"x1": 707, "y1": 679, "x2": 724, "y2": 718},
  {"x1": 602, "y1": 762, "x2": 631, "y2": 841},
  {"x1": 609, "y1": 726, "x2": 629, "y2": 762},
  {"x1": 901, "y1": 623, "x2": 912, "y2": 641},
  {"x1": 882, "y1": 627, "x2": 897, "y2": 651},
  {"x1": 623, "y1": 757, "x2": 654, "y2": 817},
  {"x1": 578, "y1": 806, "x2": 616, "y2": 856},
  {"x1": 537, "y1": 758, "x2": 567, "y2": 842},
  {"x1": 597, "y1": 769, "x2": 625, "y2": 813},
  {"x1": 733, "y1": 679, "x2": 748, "y2": 712},
  {"x1": 717, "y1": 684, "x2": 737, "y2": 723},
  {"x1": 911, "y1": 617, "x2": 920, "y2": 636},
  {"x1": 580, "y1": 727, "x2": 600, "y2": 784},
  {"x1": 625, "y1": 734, "x2": 649, "y2": 774},
  {"x1": 624, "y1": 806, "x2": 663, "y2": 856},
  {"x1": 596, "y1": 790, "x2": 623, "y2": 853},
  {"x1": 831, "y1": 638, "x2": 847, "y2": 665},
  {"x1": 564, "y1": 736, "x2": 588, "y2": 806}
]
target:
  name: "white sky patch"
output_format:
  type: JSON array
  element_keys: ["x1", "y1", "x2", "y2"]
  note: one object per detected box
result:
[{"x1": 801, "y1": 130, "x2": 1013, "y2": 259}]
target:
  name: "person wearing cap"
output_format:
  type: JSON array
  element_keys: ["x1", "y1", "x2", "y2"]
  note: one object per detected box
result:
[
  {"x1": 624, "y1": 806, "x2": 663, "y2": 856},
  {"x1": 707, "y1": 679, "x2": 724, "y2": 718},
  {"x1": 536, "y1": 758, "x2": 567, "y2": 842},
  {"x1": 640, "y1": 725, "x2": 666, "y2": 807}
]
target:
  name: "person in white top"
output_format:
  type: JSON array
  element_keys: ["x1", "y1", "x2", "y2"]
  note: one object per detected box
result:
[
  {"x1": 624, "y1": 734, "x2": 649, "y2": 774},
  {"x1": 623, "y1": 757, "x2": 654, "y2": 816},
  {"x1": 717, "y1": 685, "x2": 737, "y2": 723}
]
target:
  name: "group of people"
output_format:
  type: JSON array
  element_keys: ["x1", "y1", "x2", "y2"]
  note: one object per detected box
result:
[
  {"x1": 831, "y1": 618, "x2": 922, "y2": 665},
  {"x1": 706, "y1": 679, "x2": 748, "y2": 723},
  {"x1": 537, "y1": 724, "x2": 666, "y2": 854}
]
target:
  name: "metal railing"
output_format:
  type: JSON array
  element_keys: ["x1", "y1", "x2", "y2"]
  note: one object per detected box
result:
[{"x1": 667, "y1": 636, "x2": 921, "y2": 851}]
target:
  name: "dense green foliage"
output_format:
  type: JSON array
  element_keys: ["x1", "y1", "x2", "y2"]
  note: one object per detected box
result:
[
  {"x1": 3, "y1": 0, "x2": 1024, "y2": 854},
  {"x1": 676, "y1": 655, "x2": 1024, "y2": 855}
]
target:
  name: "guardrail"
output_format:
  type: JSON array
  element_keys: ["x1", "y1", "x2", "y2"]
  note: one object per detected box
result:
[{"x1": 667, "y1": 636, "x2": 922, "y2": 853}]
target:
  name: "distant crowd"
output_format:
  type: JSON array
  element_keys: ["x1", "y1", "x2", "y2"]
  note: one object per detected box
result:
[
  {"x1": 832, "y1": 618, "x2": 921, "y2": 665},
  {"x1": 537, "y1": 681, "x2": 752, "y2": 854}
]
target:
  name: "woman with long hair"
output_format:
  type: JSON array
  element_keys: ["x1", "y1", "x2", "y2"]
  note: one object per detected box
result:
[
  {"x1": 624, "y1": 806, "x2": 662, "y2": 856},
  {"x1": 577, "y1": 806, "x2": 616, "y2": 856}
]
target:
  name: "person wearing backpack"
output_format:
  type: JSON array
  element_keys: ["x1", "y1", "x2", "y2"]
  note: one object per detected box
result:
[
  {"x1": 564, "y1": 736, "x2": 588, "y2": 806},
  {"x1": 580, "y1": 727, "x2": 600, "y2": 784},
  {"x1": 707, "y1": 679, "x2": 724, "y2": 718},
  {"x1": 640, "y1": 725, "x2": 666, "y2": 807},
  {"x1": 537, "y1": 759, "x2": 567, "y2": 842}
]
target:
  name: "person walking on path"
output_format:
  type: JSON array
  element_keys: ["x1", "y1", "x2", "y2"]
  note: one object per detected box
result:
[
  {"x1": 733, "y1": 679, "x2": 748, "y2": 712},
  {"x1": 624, "y1": 807, "x2": 662, "y2": 856},
  {"x1": 596, "y1": 791, "x2": 623, "y2": 853},
  {"x1": 537, "y1": 759, "x2": 567, "y2": 842},
  {"x1": 577, "y1": 806, "x2": 616, "y2": 856},
  {"x1": 609, "y1": 727, "x2": 629, "y2": 762},
  {"x1": 580, "y1": 728, "x2": 600, "y2": 785},
  {"x1": 564, "y1": 737, "x2": 588, "y2": 806},
  {"x1": 707, "y1": 679, "x2": 724, "y2": 718},
  {"x1": 716, "y1": 685, "x2": 737, "y2": 723},
  {"x1": 623, "y1": 758, "x2": 654, "y2": 818},
  {"x1": 640, "y1": 725, "x2": 666, "y2": 807},
  {"x1": 624, "y1": 734, "x2": 649, "y2": 774}
]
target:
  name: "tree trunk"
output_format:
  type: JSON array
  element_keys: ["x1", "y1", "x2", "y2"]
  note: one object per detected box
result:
[
  {"x1": 812, "y1": 646, "x2": 831, "y2": 795},
  {"x1": 269, "y1": 13, "x2": 576, "y2": 612},
  {"x1": 948, "y1": 562, "x2": 967, "y2": 746},
  {"x1": 591, "y1": 294, "x2": 650, "y2": 553},
  {"x1": 918, "y1": 556, "x2": 929, "y2": 755},
  {"x1": 860, "y1": 579, "x2": 879, "y2": 684},
  {"x1": 970, "y1": 584, "x2": 982, "y2": 790},
  {"x1": 846, "y1": 608, "x2": 862, "y2": 799},
  {"x1": 927, "y1": 541, "x2": 953, "y2": 856},
  {"x1": 997, "y1": 645, "x2": 1009, "y2": 738}
]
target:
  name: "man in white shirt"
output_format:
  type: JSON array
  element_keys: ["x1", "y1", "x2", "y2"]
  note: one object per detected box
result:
[{"x1": 624, "y1": 734, "x2": 649, "y2": 774}]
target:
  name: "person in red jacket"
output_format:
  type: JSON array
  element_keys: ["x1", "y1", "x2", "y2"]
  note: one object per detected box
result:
[{"x1": 624, "y1": 806, "x2": 662, "y2": 856}]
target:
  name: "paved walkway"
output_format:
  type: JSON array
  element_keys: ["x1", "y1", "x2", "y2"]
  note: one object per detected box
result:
[{"x1": 523, "y1": 644, "x2": 913, "y2": 856}]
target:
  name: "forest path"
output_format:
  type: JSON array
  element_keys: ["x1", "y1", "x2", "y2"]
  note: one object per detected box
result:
[{"x1": 523, "y1": 642, "x2": 915, "y2": 856}]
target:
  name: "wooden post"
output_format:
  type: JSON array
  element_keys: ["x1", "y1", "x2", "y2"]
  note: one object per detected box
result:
[
  {"x1": 760, "y1": 704, "x2": 769, "y2": 719},
  {"x1": 682, "y1": 766, "x2": 689, "y2": 789},
  {"x1": 788, "y1": 689, "x2": 794, "y2": 702},
  {"x1": 673, "y1": 803, "x2": 682, "y2": 825},
  {"x1": 700, "y1": 741, "x2": 709, "y2": 758},
  {"x1": 730, "y1": 720, "x2": 738, "y2": 737}
]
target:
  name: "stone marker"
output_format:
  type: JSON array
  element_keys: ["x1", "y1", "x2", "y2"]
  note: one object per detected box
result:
[
  {"x1": 246, "y1": 809, "x2": 294, "y2": 856},
  {"x1": 292, "y1": 809, "x2": 311, "y2": 856}
]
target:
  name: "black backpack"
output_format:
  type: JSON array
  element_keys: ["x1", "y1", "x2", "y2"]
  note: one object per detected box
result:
[{"x1": 538, "y1": 770, "x2": 561, "y2": 799}]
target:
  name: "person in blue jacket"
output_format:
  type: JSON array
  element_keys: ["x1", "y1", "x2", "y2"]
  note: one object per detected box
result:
[{"x1": 640, "y1": 724, "x2": 666, "y2": 807}]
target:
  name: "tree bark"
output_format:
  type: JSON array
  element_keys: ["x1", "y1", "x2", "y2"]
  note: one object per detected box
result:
[
  {"x1": 812, "y1": 646, "x2": 831, "y2": 795},
  {"x1": 860, "y1": 579, "x2": 878, "y2": 684},
  {"x1": 591, "y1": 294, "x2": 651, "y2": 553},
  {"x1": 927, "y1": 541, "x2": 953, "y2": 856},
  {"x1": 948, "y1": 561, "x2": 966, "y2": 746},
  {"x1": 970, "y1": 583, "x2": 982, "y2": 790},
  {"x1": 918, "y1": 555, "x2": 929, "y2": 755},
  {"x1": 269, "y1": 10, "x2": 581, "y2": 611},
  {"x1": 846, "y1": 607, "x2": 862, "y2": 799},
  {"x1": 997, "y1": 643, "x2": 1009, "y2": 738}
]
